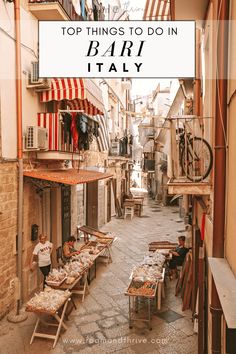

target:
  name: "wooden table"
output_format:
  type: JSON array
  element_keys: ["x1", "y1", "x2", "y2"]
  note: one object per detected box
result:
[
  {"x1": 149, "y1": 241, "x2": 178, "y2": 252},
  {"x1": 124, "y1": 198, "x2": 143, "y2": 217},
  {"x1": 52, "y1": 269, "x2": 89, "y2": 303},
  {"x1": 125, "y1": 268, "x2": 165, "y2": 330},
  {"x1": 26, "y1": 295, "x2": 71, "y2": 348},
  {"x1": 125, "y1": 281, "x2": 158, "y2": 330},
  {"x1": 78, "y1": 225, "x2": 114, "y2": 244},
  {"x1": 80, "y1": 240, "x2": 113, "y2": 265}
]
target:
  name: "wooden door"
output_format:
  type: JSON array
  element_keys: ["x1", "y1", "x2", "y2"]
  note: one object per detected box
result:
[
  {"x1": 86, "y1": 181, "x2": 98, "y2": 228},
  {"x1": 121, "y1": 178, "x2": 126, "y2": 207},
  {"x1": 107, "y1": 179, "x2": 111, "y2": 222},
  {"x1": 112, "y1": 178, "x2": 117, "y2": 200},
  {"x1": 61, "y1": 185, "x2": 71, "y2": 244}
]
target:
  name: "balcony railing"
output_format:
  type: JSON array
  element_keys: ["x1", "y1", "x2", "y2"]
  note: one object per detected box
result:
[
  {"x1": 37, "y1": 113, "x2": 100, "y2": 157},
  {"x1": 109, "y1": 138, "x2": 132, "y2": 158},
  {"x1": 166, "y1": 116, "x2": 213, "y2": 184},
  {"x1": 28, "y1": 0, "x2": 79, "y2": 20}
]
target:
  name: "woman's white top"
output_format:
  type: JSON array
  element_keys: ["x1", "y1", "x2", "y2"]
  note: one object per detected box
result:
[{"x1": 33, "y1": 241, "x2": 52, "y2": 267}]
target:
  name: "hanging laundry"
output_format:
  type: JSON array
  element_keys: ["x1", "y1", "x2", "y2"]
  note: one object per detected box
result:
[
  {"x1": 71, "y1": 113, "x2": 79, "y2": 152},
  {"x1": 86, "y1": 120, "x2": 93, "y2": 143},
  {"x1": 62, "y1": 113, "x2": 72, "y2": 144},
  {"x1": 129, "y1": 134, "x2": 133, "y2": 145},
  {"x1": 76, "y1": 114, "x2": 89, "y2": 150},
  {"x1": 123, "y1": 136, "x2": 128, "y2": 155},
  {"x1": 86, "y1": 0, "x2": 93, "y2": 10},
  {"x1": 81, "y1": 0, "x2": 86, "y2": 19},
  {"x1": 93, "y1": 122, "x2": 99, "y2": 138},
  {"x1": 78, "y1": 113, "x2": 88, "y2": 133},
  {"x1": 72, "y1": 0, "x2": 81, "y2": 15},
  {"x1": 93, "y1": 0, "x2": 99, "y2": 20},
  {"x1": 98, "y1": 2, "x2": 105, "y2": 20}
]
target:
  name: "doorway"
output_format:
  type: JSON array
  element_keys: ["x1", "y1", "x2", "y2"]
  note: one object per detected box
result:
[
  {"x1": 86, "y1": 181, "x2": 98, "y2": 228},
  {"x1": 61, "y1": 185, "x2": 71, "y2": 244},
  {"x1": 107, "y1": 179, "x2": 111, "y2": 222}
]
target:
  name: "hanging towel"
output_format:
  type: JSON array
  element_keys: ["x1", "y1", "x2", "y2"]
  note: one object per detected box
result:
[
  {"x1": 72, "y1": 0, "x2": 81, "y2": 15},
  {"x1": 71, "y1": 113, "x2": 79, "y2": 151}
]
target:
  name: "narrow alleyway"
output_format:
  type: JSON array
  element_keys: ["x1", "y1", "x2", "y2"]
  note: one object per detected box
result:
[{"x1": 0, "y1": 198, "x2": 197, "y2": 354}]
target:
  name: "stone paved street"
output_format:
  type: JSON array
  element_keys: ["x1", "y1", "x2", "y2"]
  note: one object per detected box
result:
[{"x1": 0, "y1": 198, "x2": 197, "y2": 354}]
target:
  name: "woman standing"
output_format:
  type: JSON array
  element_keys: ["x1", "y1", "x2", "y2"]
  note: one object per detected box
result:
[{"x1": 30, "y1": 234, "x2": 53, "y2": 289}]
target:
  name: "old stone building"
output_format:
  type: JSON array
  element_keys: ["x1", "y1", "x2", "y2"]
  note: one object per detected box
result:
[
  {"x1": 0, "y1": 162, "x2": 18, "y2": 318},
  {"x1": 0, "y1": 0, "x2": 132, "y2": 318}
]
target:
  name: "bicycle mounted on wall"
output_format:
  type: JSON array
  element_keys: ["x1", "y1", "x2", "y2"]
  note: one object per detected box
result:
[
  {"x1": 168, "y1": 115, "x2": 213, "y2": 182},
  {"x1": 177, "y1": 120, "x2": 213, "y2": 182}
]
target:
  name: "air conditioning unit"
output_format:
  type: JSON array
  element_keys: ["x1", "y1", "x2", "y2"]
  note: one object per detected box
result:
[
  {"x1": 27, "y1": 62, "x2": 50, "y2": 90},
  {"x1": 31, "y1": 61, "x2": 42, "y2": 84},
  {"x1": 110, "y1": 141, "x2": 120, "y2": 156},
  {"x1": 26, "y1": 126, "x2": 48, "y2": 150}
]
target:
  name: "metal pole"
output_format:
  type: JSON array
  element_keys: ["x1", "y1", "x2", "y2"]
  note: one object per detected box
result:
[
  {"x1": 211, "y1": 0, "x2": 229, "y2": 352},
  {"x1": 15, "y1": 0, "x2": 23, "y2": 312}
]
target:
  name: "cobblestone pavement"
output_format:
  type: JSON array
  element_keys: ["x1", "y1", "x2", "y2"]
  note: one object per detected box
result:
[{"x1": 0, "y1": 198, "x2": 197, "y2": 354}]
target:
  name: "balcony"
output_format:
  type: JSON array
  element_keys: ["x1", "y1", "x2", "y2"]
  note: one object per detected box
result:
[
  {"x1": 28, "y1": 0, "x2": 78, "y2": 20},
  {"x1": 109, "y1": 138, "x2": 132, "y2": 159},
  {"x1": 36, "y1": 112, "x2": 99, "y2": 160},
  {"x1": 160, "y1": 116, "x2": 213, "y2": 195}
]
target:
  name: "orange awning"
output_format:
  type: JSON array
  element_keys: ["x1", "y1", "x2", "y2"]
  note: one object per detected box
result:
[
  {"x1": 143, "y1": 0, "x2": 171, "y2": 20},
  {"x1": 24, "y1": 169, "x2": 113, "y2": 185}
]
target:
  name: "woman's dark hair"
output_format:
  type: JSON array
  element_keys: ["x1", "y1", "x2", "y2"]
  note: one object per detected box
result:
[
  {"x1": 67, "y1": 236, "x2": 76, "y2": 242},
  {"x1": 178, "y1": 236, "x2": 186, "y2": 241}
]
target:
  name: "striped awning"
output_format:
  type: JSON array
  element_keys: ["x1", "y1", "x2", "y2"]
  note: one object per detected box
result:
[
  {"x1": 143, "y1": 0, "x2": 171, "y2": 20},
  {"x1": 40, "y1": 78, "x2": 104, "y2": 115},
  {"x1": 94, "y1": 115, "x2": 110, "y2": 152}
]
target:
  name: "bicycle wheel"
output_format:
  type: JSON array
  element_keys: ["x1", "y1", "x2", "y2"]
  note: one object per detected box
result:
[{"x1": 180, "y1": 137, "x2": 213, "y2": 182}]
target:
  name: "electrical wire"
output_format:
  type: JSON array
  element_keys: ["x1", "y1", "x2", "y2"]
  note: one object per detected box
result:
[
  {"x1": 2, "y1": 0, "x2": 13, "y2": 33},
  {"x1": 0, "y1": 26, "x2": 38, "y2": 59}
]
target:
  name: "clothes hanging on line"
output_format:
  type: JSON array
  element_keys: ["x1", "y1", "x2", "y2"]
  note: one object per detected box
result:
[
  {"x1": 71, "y1": 113, "x2": 79, "y2": 152},
  {"x1": 61, "y1": 113, "x2": 72, "y2": 144}
]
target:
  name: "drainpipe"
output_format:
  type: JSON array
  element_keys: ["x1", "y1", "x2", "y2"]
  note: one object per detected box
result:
[
  {"x1": 210, "y1": 0, "x2": 229, "y2": 353},
  {"x1": 15, "y1": 0, "x2": 23, "y2": 313},
  {"x1": 170, "y1": 0, "x2": 175, "y2": 20}
]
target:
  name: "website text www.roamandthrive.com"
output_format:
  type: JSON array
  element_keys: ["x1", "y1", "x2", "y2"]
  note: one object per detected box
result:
[{"x1": 63, "y1": 336, "x2": 169, "y2": 346}]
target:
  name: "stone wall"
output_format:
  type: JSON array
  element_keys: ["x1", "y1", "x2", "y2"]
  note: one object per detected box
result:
[
  {"x1": 22, "y1": 182, "x2": 42, "y2": 302},
  {"x1": 71, "y1": 185, "x2": 78, "y2": 236},
  {"x1": 0, "y1": 162, "x2": 17, "y2": 319},
  {"x1": 98, "y1": 180, "x2": 105, "y2": 227}
]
